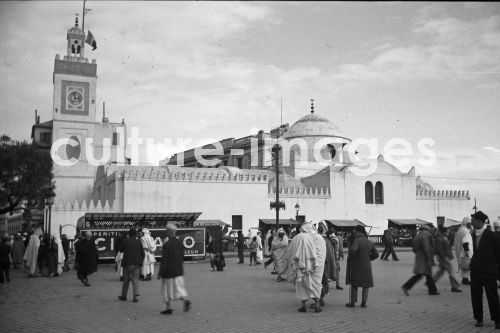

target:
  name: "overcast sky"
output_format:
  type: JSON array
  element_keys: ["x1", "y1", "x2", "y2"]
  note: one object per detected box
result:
[{"x1": 1, "y1": 1, "x2": 499, "y2": 216}]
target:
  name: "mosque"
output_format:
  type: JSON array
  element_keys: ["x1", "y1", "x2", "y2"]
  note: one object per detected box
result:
[{"x1": 26, "y1": 18, "x2": 471, "y2": 237}]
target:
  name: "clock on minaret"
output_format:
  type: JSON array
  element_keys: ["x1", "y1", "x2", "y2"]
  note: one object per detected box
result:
[{"x1": 52, "y1": 16, "x2": 96, "y2": 121}]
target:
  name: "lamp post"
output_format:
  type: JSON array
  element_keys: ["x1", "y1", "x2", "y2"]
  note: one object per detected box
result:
[
  {"x1": 294, "y1": 202, "x2": 300, "y2": 222},
  {"x1": 45, "y1": 197, "x2": 54, "y2": 235}
]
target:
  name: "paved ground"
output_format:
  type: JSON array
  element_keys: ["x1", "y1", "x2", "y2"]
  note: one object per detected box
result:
[{"x1": 1, "y1": 251, "x2": 498, "y2": 333}]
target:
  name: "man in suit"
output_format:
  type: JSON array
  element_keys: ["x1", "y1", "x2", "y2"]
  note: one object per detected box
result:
[
  {"x1": 118, "y1": 228, "x2": 145, "y2": 303},
  {"x1": 470, "y1": 211, "x2": 500, "y2": 329}
]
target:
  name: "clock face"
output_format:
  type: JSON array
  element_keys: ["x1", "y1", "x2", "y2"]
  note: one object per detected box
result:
[{"x1": 68, "y1": 90, "x2": 83, "y2": 106}]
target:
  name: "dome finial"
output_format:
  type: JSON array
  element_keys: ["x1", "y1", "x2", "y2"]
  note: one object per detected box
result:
[
  {"x1": 75, "y1": 13, "x2": 79, "y2": 27},
  {"x1": 310, "y1": 98, "x2": 315, "y2": 114}
]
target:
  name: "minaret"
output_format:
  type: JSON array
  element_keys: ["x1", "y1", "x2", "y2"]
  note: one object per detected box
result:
[
  {"x1": 51, "y1": 16, "x2": 99, "y2": 202},
  {"x1": 53, "y1": 15, "x2": 97, "y2": 122}
]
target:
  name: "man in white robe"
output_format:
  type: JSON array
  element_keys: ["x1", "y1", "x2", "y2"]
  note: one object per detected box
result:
[
  {"x1": 52, "y1": 234, "x2": 66, "y2": 275},
  {"x1": 454, "y1": 217, "x2": 473, "y2": 285},
  {"x1": 290, "y1": 221, "x2": 326, "y2": 312},
  {"x1": 256, "y1": 231, "x2": 263, "y2": 265},
  {"x1": 23, "y1": 227, "x2": 42, "y2": 277},
  {"x1": 141, "y1": 228, "x2": 157, "y2": 281},
  {"x1": 272, "y1": 228, "x2": 289, "y2": 282}
]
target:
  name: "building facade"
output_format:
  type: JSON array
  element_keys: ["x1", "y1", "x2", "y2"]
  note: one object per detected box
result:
[{"x1": 39, "y1": 19, "x2": 470, "y2": 238}]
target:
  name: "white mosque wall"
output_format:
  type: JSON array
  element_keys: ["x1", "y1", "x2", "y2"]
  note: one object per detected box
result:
[
  {"x1": 122, "y1": 179, "x2": 272, "y2": 232},
  {"x1": 327, "y1": 158, "x2": 418, "y2": 232},
  {"x1": 415, "y1": 191, "x2": 471, "y2": 223}
]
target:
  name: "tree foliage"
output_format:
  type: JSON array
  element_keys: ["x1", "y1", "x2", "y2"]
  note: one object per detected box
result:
[{"x1": 0, "y1": 135, "x2": 54, "y2": 216}]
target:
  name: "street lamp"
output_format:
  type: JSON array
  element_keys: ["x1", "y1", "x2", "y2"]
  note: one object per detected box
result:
[
  {"x1": 294, "y1": 202, "x2": 300, "y2": 221},
  {"x1": 45, "y1": 196, "x2": 54, "y2": 235}
]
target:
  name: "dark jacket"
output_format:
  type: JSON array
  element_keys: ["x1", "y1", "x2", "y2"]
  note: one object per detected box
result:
[
  {"x1": 435, "y1": 233, "x2": 453, "y2": 261},
  {"x1": 120, "y1": 237, "x2": 145, "y2": 266},
  {"x1": 470, "y1": 228, "x2": 500, "y2": 277},
  {"x1": 75, "y1": 238, "x2": 98, "y2": 276},
  {"x1": 382, "y1": 230, "x2": 394, "y2": 246},
  {"x1": 346, "y1": 234, "x2": 377, "y2": 288},
  {"x1": 0, "y1": 242, "x2": 11, "y2": 264},
  {"x1": 412, "y1": 229, "x2": 435, "y2": 275},
  {"x1": 159, "y1": 237, "x2": 184, "y2": 279}
]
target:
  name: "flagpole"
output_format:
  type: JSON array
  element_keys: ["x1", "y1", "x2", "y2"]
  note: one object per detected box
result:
[{"x1": 82, "y1": 0, "x2": 86, "y2": 32}]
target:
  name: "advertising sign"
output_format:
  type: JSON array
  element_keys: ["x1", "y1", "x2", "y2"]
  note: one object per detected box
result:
[{"x1": 82, "y1": 228, "x2": 205, "y2": 260}]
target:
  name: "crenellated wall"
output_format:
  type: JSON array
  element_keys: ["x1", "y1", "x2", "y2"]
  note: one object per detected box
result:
[
  {"x1": 415, "y1": 189, "x2": 470, "y2": 222},
  {"x1": 50, "y1": 199, "x2": 117, "y2": 239},
  {"x1": 416, "y1": 189, "x2": 470, "y2": 200},
  {"x1": 268, "y1": 186, "x2": 331, "y2": 198}
]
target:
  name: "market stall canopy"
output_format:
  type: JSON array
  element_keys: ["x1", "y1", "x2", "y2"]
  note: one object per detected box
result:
[
  {"x1": 77, "y1": 212, "x2": 202, "y2": 230},
  {"x1": 388, "y1": 219, "x2": 433, "y2": 229},
  {"x1": 443, "y1": 218, "x2": 461, "y2": 228},
  {"x1": 194, "y1": 219, "x2": 229, "y2": 227},
  {"x1": 324, "y1": 219, "x2": 367, "y2": 229},
  {"x1": 258, "y1": 219, "x2": 300, "y2": 227}
]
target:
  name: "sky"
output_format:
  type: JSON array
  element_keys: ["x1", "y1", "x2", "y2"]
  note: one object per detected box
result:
[{"x1": 0, "y1": 1, "x2": 499, "y2": 216}]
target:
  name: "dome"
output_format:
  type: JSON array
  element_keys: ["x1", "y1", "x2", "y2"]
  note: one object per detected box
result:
[{"x1": 283, "y1": 112, "x2": 345, "y2": 140}]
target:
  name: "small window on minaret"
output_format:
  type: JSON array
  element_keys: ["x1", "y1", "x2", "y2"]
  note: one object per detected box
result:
[{"x1": 112, "y1": 132, "x2": 118, "y2": 146}]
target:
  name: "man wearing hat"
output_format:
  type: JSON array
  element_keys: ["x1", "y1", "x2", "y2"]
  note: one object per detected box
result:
[
  {"x1": 158, "y1": 223, "x2": 191, "y2": 315},
  {"x1": 469, "y1": 211, "x2": 500, "y2": 329},
  {"x1": 401, "y1": 224, "x2": 439, "y2": 296}
]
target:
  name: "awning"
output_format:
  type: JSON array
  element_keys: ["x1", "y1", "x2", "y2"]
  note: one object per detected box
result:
[
  {"x1": 324, "y1": 219, "x2": 367, "y2": 228},
  {"x1": 77, "y1": 212, "x2": 202, "y2": 230},
  {"x1": 194, "y1": 219, "x2": 229, "y2": 227},
  {"x1": 443, "y1": 218, "x2": 461, "y2": 228},
  {"x1": 258, "y1": 218, "x2": 300, "y2": 226},
  {"x1": 388, "y1": 219, "x2": 433, "y2": 228}
]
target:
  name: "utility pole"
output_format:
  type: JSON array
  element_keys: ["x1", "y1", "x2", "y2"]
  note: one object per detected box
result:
[{"x1": 270, "y1": 144, "x2": 284, "y2": 229}]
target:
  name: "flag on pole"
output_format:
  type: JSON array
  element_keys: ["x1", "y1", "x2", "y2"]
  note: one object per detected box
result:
[{"x1": 85, "y1": 31, "x2": 97, "y2": 50}]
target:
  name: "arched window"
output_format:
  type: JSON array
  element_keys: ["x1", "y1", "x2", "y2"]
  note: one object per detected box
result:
[
  {"x1": 365, "y1": 181, "x2": 374, "y2": 204},
  {"x1": 375, "y1": 181, "x2": 384, "y2": 204}
]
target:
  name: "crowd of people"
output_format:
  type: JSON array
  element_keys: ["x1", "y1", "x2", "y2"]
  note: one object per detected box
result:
[
  {"x1": 2, "y1": 211, "x2": 500, "y2": 329},
  {"x1": 235, "y1": 221, "x2": 373, "y2": 313},
  {"x1": 0, "y1": 226, "x2": 72, "y2": 283},
  {"x1": 401, "y1": 211, "x2": 500, "y2": 329}
]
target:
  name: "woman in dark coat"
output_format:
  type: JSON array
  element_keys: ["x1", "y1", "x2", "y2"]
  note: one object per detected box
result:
[
  {"x1": 75, "y1": 231, "x2": 98, "y2": 286},
  {"x1": 345, "y1": 226, "x2": 378, "y2": 308}
]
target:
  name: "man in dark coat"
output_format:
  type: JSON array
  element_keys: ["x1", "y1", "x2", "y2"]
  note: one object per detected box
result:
[
  {"x1": 401, "y1": 224, "x2": 439, "y2": 296},
  {"x1": 469, "y1": 211, "x2": 500, "y2": 329},
  {"x1": 158, "y1": 223, "x2": 191, "y2": 315},
  {"x1": 381, "y1": 228, "x2": 399, "y2": 261},
  {"x1": 118, "y1": 228, "x2": 145, "y2": 303},
  {"x1": 74, "y1": 231, "x2": 98, "y2": 287},
  {"x1": 345, "y1": 226, "x2": 378, "y2": 308},
  {"x1": 237, "y1": 231, "x2": 245, "y2": 264}
]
